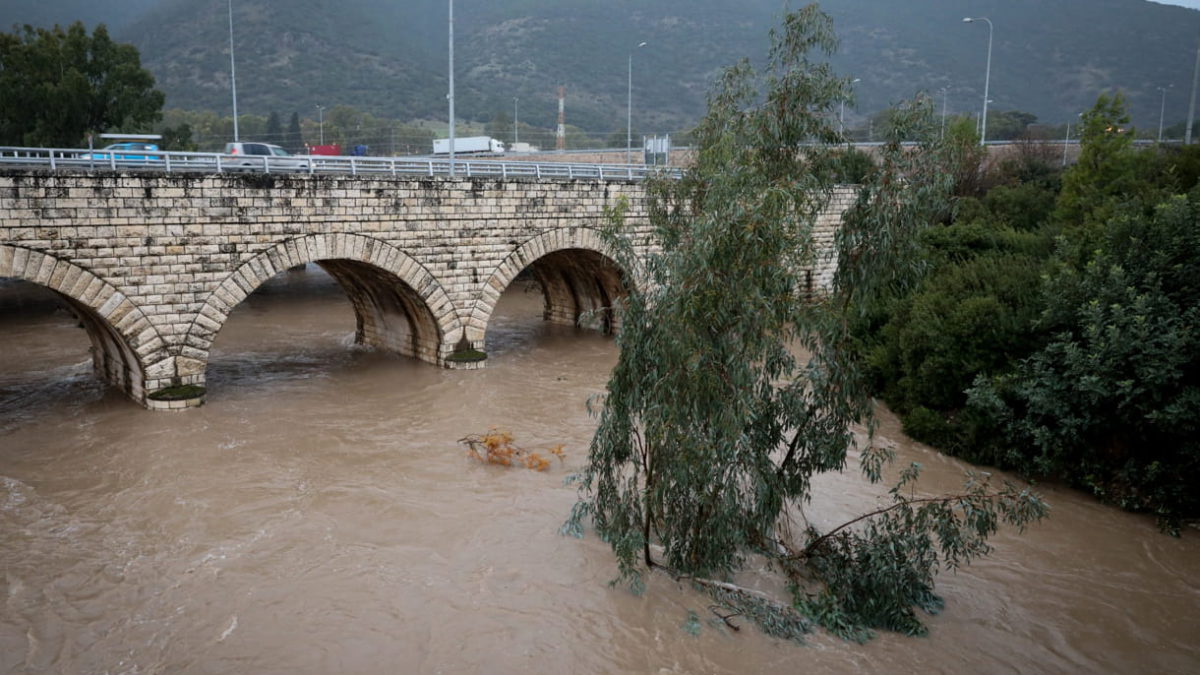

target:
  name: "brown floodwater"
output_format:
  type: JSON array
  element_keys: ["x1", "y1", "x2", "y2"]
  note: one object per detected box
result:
[{"x1": 1, "y1": 268, "x2": 1197, "y2": 674}]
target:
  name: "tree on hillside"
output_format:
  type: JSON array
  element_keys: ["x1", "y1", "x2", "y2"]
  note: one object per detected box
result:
[
  {"x1": 567, "y1": 4, "x2": 1047, "y2": 642},
  {"x1": 987, "y1": 110, "x2": 1039, "y2": 141},
  {"x1": 0, "y1": 21, "x2": 164, "y2": 147},
  {"x1": 287, "y1": 112, "x2": 303, "y2": 153},
  {"x1": 485, "y1": 109, "x2": 513, "y2": 145},
  {"x1": 265, "y1": 110, "x2": 283, "y2": 143}
]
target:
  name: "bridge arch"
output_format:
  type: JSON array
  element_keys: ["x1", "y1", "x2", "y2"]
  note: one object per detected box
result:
[
  {"x1": 0, "y1": 244, "x2": 170, "y2": 407},
  {"x1": 187, "y1": 234, "x2": 464, "y2": 392},
  {"x1": 468, "y1": 227, "x2": 634, "y2": 349}
]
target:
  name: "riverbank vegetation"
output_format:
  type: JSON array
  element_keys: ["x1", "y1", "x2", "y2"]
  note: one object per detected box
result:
[
  {"x1": 853, "y1": 93, "x2": 1200, "y2": 532},
  {"x1": 567, "y1": 4, "x2": 1048, "y2": 643}
]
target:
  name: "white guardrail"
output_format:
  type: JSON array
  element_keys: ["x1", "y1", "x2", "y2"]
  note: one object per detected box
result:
[{"x1": 0, "y1": 146, "x2": 681, "y2": 181}]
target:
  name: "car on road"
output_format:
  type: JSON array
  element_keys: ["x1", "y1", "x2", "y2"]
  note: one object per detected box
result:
[
  {"x1": 223, "y1": 142, "x2": 310, "y2": 172},
  {"x1": 80, "y1": 142, "x2": 162, "y2": 161}
]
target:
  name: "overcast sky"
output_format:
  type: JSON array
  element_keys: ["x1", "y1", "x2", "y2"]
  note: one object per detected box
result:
[{"x1": 1149, "y1": 0, "x2": 1200, "y2": 9}]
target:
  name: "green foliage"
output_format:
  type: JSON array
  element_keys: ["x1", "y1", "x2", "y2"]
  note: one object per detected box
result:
[
  {"x1": 1054, "y1": 93, "x2": 1160, "y2": 229},
  {"x1": 485, "y1": 109, "x2": 514, "y2": 145},
  {"x1": 0, "y1": 21, "x2": 164, "y2": 146},
  {"x1": 831, "y1": 147, "x2": 876, "y2": 184},
  {"x1": 286, "y1": 112, "x2": 303, "y2": 154},
  {"x1": 797, "y1": 468, "x2": 1047, "y2": 640},
  {"x1": 265, "y1": 111, "x2": 283, "y2": 141},
  {"x1": 568, "y1": 4, "x2": 1046, "y2": 643},
  {"x1": 940, "y1": 116, "x2": 988, "y2": 197},
  {"x1": 969, "y1": 194, "x2": 1200, "y2": 529},
  {"x1": 985, "y1": 110, "x2": 1039, "y2": 141},
  {"x1": 873, "y1": 251, "x2": 1047, "y2": 415},
  {"x1": 158, "y1": 123, "x2": 196, "y2": 151},
  {"x1": 147, "y1": 384, "x2": 205, "y2": 401},
  {"x1": 863, "y1": 91, "x2": 1200, "y2": 530}
]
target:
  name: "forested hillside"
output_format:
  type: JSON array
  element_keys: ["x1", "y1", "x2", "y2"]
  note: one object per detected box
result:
[{"x1": 2, "y1": 0, "x2": 1198, "y2": 133}]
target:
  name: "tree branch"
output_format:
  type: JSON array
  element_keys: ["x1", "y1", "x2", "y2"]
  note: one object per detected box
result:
[{"x1": 797, "y1": 492, "x2": 989, "y2": 557}]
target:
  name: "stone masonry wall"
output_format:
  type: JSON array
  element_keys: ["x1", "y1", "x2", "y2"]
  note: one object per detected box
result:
[{"x1": 0, "y1": 169, "x2": 853, "y2": 409}]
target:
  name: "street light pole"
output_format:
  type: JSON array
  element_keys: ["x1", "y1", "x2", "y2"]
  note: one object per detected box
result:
[
  {"x1": 316, "y1": 105, "x2": 325, "y2": 145},
  {"x1": 447, "y1": 0, "x2": 456, "y2": 176},
  {"x1": 963, "y1": 17, "x2": 993, "y2": 146},
  {"x1": 514, "y1": 97, "x2": 519, "y2": 146},
  {"x1": 627, "y1": 41, "x2": 646, "y2": 164},
  {"x1": 839, "y1": 78, "x2": 860, "y2": 137},
  {"x1": 228, "y1": 0, "x2": 239, "y2": 142},
  {"x1": 1158, "y1": 85, "x2": 1172, "y2": 143}
]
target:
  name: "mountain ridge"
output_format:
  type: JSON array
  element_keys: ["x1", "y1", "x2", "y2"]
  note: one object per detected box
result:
[{"x1": 2, "y1": 0, "x2": 1197, "y2": 133}]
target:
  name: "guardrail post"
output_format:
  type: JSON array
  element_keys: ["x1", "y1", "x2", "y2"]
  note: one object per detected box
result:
[
  {"x1": 350, "y1": 158, "x2": 358, "y2": 175},
  {"x1": 164, "y1": 154, "x2": 172, "y2": 172},
  {"x1": 428, "y1": 161, "x2": 434, "y2": 177},
  {"x1": 109, "y1": 154, "x2": 116, "y2": 171},
  {"x1": 49, "y1": 152, "x2": 57, "y2": 170},
  {"x1": 216, "y1": 155, "x2": 223, "y2": 172}
]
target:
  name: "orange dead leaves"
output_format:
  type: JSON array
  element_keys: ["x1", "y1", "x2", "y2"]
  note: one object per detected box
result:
[{"x1": 460, "y1": 429, "x2": 566, "y2": 472}]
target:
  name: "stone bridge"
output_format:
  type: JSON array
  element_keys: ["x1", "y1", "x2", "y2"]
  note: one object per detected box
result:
[{"x1": 0, "y1": 170, "x2": 852, "y2": 410}]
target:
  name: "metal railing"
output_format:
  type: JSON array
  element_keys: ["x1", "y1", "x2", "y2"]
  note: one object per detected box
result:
[{"x1": 0, "y1": 146, "x2": 682, "y2": 181}]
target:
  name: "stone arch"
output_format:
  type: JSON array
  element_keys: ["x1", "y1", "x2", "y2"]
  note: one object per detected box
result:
[
  {"x1": 0, "y1": 245, "x2": 170, "y2": 407},
  {"x1": 468, "y1": 227, "x2": 634, "y2": 347},
  {"x1": 186, "y1": 234, "x2": 463, "y2": 387}
]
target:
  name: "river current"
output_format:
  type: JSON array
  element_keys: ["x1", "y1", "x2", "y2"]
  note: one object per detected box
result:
[{"x1": 1, "y1": 268, "x2": 1197, "y2": 674}]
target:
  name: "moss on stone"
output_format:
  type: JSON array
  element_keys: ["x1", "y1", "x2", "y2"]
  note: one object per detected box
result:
[
  {"x1": 446, "y1": 348, "x2": 487, "y2": 363},
  {"x1": 147, "y1": 384, "x2": 206, "y2": 401}
]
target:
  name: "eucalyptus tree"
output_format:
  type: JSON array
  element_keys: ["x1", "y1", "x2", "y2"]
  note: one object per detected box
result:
[{"x1": 566, "y1": 4, "x2": 1047, "y2": 641}]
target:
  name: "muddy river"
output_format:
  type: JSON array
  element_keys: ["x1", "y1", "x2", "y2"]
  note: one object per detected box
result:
[{"x1": 1, "y1": 268, "x2": 1196, "y2": 673}]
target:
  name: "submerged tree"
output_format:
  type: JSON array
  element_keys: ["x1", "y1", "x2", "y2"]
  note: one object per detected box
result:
[{"x1": 566, "y1": 4, "x2": 1047, "y2": 642}]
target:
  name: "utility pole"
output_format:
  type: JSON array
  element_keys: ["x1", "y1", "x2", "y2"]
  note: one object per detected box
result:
[{"x1": 1188, "y1": 31, "x2": 1200, "y2": 145}]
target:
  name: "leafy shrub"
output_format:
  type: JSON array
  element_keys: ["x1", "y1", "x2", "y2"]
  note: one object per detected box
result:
[
  {"x1": 969, "y1": 195, "x2": 1200, "y2": 529},
  {"x1": 871, "y1": 251, "x2": 1047, "y2": 416}
]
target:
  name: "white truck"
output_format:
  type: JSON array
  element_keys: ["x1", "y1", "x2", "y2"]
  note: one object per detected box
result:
[{"x1": 432, "y1": 136, "x2": 505, "y2": 155}]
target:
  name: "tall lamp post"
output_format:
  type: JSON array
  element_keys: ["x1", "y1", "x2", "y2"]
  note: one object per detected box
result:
[
  {"x1": 447, "y1": 0, "x2": 456, "y2": 176},
  {"x1": 627, "y1": 41, "x2": 647, "y2": 163},
  {"x1": 963, "y1": 17, "x2": 993, "y2": 146},
  {"x1": 228, "y1": 0, "x2": 239, "y2": 142},
  {"x1": 839, "y1": 78, "x2": 861, "y2": 137},
  {"x1": 1158, "y1": 85, "x2": 1172, "y2": 143},
  {"x1": 513, "y1": 97, "x2": 519, "y2": 146},
  {"x1": 315, "y1": 105, "x2": 325, "y2": 145}
]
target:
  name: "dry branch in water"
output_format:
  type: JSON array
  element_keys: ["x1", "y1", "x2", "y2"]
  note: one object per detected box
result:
[{"x1": 461, "y1": 429, "x2": 565, "y2": 472}]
